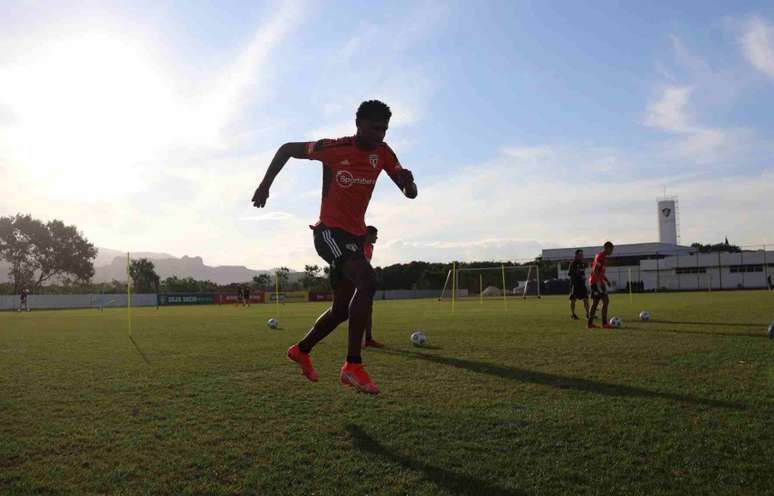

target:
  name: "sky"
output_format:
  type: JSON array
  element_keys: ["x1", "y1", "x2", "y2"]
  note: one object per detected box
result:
[{"x1": 1, "y1": 0, "x2": 773, "y2": 270}]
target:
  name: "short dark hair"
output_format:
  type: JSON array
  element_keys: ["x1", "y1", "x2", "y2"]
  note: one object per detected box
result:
[
  {"x1": 356, "y1": 100, "x2": 391, "y2": 122},
  {"x1": 366, "y1": 225, "x2": 378, "y2": 234},
  {"x1": 604, "y1": 241, "x2": 614, "y2": 248},
  {"x1": 575, "y1": 249, "x2": 583, "y2": 255}
]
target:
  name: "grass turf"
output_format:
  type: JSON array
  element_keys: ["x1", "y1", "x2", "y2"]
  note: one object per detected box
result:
[{"x1": 1, "y1": 291, "x2": 773, "y2": 495}]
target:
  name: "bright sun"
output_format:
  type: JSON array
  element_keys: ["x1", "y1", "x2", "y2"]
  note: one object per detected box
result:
[{"x1": 2, "y1": 32, "x2": 182, "y2": 195}]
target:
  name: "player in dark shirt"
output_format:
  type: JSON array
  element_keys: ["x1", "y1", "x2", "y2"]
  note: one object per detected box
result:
[
  {"x1": 243, "y1": 286, "x2": 251, "y2": 307},
  {"x1": 568, "y1": 249, "x2": 589, "y2": 321},
  {"x1": 236, "y1": 286, "x2": 244, "y2": 307},
  {"x1": 19, "y1": 288, "x2": 30, "y2": 312},
  {"x1": 362, "y1": 225, "x2": 383, "y2": 348},
  {"x1": 252, "y1": 100, "x2": 417, "y2": 394}
]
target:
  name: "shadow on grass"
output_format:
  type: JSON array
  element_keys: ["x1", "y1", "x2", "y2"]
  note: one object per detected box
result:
[
  {"x1": 649, "y1": 319, "x2": 767, "y2": 328},
  {"x1": 381, "y1": 349, "x2": 744, "y2": 410},
  {"x1": 129, "y1": 336, "x2": 151, "y2": 365},
  {"x1": 632, "y1": 325, "x2": 767, "y2": 339},
  {"x1": 345, "y1": 424, "x2": 524, "y2": 496}
]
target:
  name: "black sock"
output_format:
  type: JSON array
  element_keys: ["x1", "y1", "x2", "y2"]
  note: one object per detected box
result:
[
  {"x1": 346, "y1": 355, "x2": 362, "y2": 364},
  {"x1": 298, "y1": 341, "x2": 312, "y2": 354}
]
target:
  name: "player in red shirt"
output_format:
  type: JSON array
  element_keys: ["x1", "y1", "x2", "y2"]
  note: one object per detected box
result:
[
  {"x1": 252, "y1": 100, "x2": 417, "y2": 394},
  {"x1": 362, "y1": 225, "x2": 383, "y2": 348},
  {"x1": 587, "y1": 241, "x2": 614, "y2": 329}
]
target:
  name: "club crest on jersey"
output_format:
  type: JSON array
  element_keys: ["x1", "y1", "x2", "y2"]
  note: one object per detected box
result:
[
  {"x1": 662, "y1": 208, "x2": 671, "y2": 218},
  {"x1": 368, "y1": 154, "x2": 379, "y2": 168}
]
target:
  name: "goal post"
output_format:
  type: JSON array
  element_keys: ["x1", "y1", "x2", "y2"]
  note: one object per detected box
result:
[{"x1": 439, "y1": 264, "x2": 541, "y2": 301}]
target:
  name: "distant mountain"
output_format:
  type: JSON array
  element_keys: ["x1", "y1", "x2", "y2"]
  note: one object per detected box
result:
[
  {"x1": 0, "y1": 247, "x2": 288, "y2": 286},
  {"x1": 94, "y1": 247, "x2": 176, "y2": 268},
  {"x1": 93, "y1": 253, "x2": 275, "y2": 285}
]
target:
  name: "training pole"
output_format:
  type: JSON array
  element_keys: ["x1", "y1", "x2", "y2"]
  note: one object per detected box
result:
[
  {"x1": 126, "y1": 253, "x2": 132, "y2": 337},
  {"x1": 501, "y1": 263, "x2": 507, "y2": 310},
  {"x1": 628, "y1": 268, "x2": 633, "y2": 303},
  {"x1": 275, "y1": 272, "x2": 280, "y2": 317},
  {"x1": 480, "y1": 274, "x2": 483, "y2": 305},
  {"x1": 452, "y1": 262, "x2": 456, "y2": 314}
]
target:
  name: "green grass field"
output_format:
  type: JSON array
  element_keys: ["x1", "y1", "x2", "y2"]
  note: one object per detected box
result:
[{"x1": 2, "y1": 291, "x2": 773, "y2": 495}]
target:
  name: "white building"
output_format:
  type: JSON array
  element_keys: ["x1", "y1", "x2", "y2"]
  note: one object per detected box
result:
[{"x1": 540, "y1": 198, "x2": 774, "y2": 292}]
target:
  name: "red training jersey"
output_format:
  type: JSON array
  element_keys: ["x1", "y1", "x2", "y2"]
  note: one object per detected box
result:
[
  {"x1": 305, "y1": 137, "x2": 404, "y2": 236},
  {"x1": 589, "y1": 251, "x2": 608, "y2": 285},
  {"x1": 363, "y1": 242, "x2": 374, "y2": 262}
]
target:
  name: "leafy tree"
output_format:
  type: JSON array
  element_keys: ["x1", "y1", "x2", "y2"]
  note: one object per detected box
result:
[
  {"x1": 0, "y1": 214, "x2": 96, "y2": 292},
  {"x1": 690, "y1": 241, "x2": 742, "y2": 253},
  {"x1": 161, "y1": 276, "x2": 218, "y2": 293},
  {"x1": 276, "y1": 267, "x2": 290, "y2": 290},
  {"x1": 252, "y1": 273, "x2": 272, "y2": 291},
  {"x1": 128, "y1": 258, "x2": 159, "y2": 293},
  {"x1": 302, "y1": 264, "x2": 327, "y2": 291}
]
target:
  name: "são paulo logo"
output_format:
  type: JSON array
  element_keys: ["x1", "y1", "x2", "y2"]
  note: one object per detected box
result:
[{"x1": 336, "y1": 170, "x2": 376, "y2": 188}]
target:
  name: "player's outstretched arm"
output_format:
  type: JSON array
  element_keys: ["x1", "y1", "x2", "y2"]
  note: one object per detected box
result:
[
  {"x1": 252, "y1": 142, "x2": 308, "y2": 208},
  {"x1": 396, "y1": 169, "x2": 418, "y2": 199}
]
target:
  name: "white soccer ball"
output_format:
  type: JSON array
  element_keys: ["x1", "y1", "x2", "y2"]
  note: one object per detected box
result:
[
  {"x1": 609, "y1": 316, "x2": 623, "y2": 328},
  {"x1": 768, "y1": 321, "x2": 774, "y2": 340},
  {"x1": 410, "y1": 331, "x2": 427, "y2": 347},
  {"x1": 639, "y1": 310, "x2": 651, "y2": 321},
  {"x1": 267, "y1": 318, "x2": 279, "y2": 329}
]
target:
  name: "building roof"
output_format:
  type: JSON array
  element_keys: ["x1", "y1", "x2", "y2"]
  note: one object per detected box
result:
[{"x1": 541, "y1": 242, "x2": 695, "y2": 261}]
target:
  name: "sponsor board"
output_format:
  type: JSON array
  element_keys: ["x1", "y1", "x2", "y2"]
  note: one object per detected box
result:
[
  {"x1": 159, "y1": 293, "x2": 216, "y2": 306},
  {"x1": 309, "y1": 291, "x2": 333, "y2": 302},
  {"x1": 267, "y1": 291, "x2": 309, "y2": 303}
]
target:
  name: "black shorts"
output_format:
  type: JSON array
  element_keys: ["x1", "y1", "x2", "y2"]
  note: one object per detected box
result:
[
  {"x1": 312, "y1": 224, "x2": 366, "y2": 289},
  {"x1": 569, "y1": 283, "x2": 588, "y2": 300},
  {"x1": 590, "y1": 282, "x2": 608, "y2": 299}
]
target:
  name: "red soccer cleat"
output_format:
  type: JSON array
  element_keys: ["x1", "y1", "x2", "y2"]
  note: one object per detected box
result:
[
  {"x1": 363, "y1": 339, "x2": 385, "y2": 348},
  {"x1": 340, "y1": 362, "x2": 380, "y2": 394},
  {"x1": 587, "y1": 323, "x2": 600, "y2": 329},
  {"x1": 287, "y1": 344, "x2": 319, "y2": 382},
  {"x1": 602, "y1": 323, "x2": 615, "y2": 329}
]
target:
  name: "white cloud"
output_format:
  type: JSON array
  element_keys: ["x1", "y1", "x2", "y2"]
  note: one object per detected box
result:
[
  {"x1": 644, "y1": 85, "x2": 694, "y2": 133},
  {"x1": 742, "y1": 17, "x2": 774, "y2": 80}
]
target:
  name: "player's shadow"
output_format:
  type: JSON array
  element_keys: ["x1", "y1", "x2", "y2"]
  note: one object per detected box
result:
[
  {"x1": 648, "y1": 319, "x2": 766, "y2": 328},
  {"x1": 345, "y1": 424, "x2": 524, "y2": 496},
  {"x1": 382, "y1": 349, "x2": 744, "y2": 410},
  {"x1": 631, "y1": 325, "x2": 767, "y2": 339}
]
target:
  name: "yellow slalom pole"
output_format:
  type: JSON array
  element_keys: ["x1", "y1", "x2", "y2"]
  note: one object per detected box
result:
[
  {"x1": 126, "y1": 252, "x2": 132, "y2": 337},
  {"x1": 501, "y1": 263, "x2": 507, "y2": 310},
  {"x1": 452, "y1": 262, "x2": 456, "y2": 314},
  {"x1": 479, "y1": 274, "x2": 483, "y2": 305},
  {"x1": 275, "y1": 272, "x2": 280, "y2": 317},
  {"x1": 628, "y1": 268, "x2": 633, "y2": 304}
]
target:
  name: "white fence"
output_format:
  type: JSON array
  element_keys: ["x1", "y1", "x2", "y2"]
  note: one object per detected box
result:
[{"x1": 0, "y1": 294, "x2": 158, "y2": 311}]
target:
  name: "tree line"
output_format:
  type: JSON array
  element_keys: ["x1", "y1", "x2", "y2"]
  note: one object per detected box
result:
[{"x1": 1, "y1": 213, "x2": 753, "y2": 294}]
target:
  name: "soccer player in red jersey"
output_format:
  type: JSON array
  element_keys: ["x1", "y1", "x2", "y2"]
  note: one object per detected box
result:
[
  {"x1": 251, "y1": 100, "x2": 417, "y2": 394},
  {"x1": 587, "y1": 241, "x2": 614, "y2": 329},
  {"x1": 362, "y1": 225, "x2": 383, "y2": 348}
]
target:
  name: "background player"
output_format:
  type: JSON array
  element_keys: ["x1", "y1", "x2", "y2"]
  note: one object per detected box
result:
[
  {"x1": 362, "y1": 225, "x2": 383, "y2": 348},
  {"x1": 568, "y1": 249, "x2": 589, "y2": 321},
  {"x1": 19, "y1": 287, "x2": 30, "y2": 312},
  {"x1": 251, "y1": 100, "x2": 417, "y2": 394},
  {"x1": 242, "y1": 285, "x2": 251, "y2": 307},
  {"x1": 588, "y1": 241, "x2": 614, "y2": 329}
]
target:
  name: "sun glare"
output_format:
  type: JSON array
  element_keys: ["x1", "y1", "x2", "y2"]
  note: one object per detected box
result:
[{"x1": 2, "y1": 33, "x2": 182, "y2": 196}]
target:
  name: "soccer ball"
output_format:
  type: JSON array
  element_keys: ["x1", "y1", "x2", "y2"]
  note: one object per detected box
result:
[
  {"x1": 639, "y1": 310, "x2": 651, "y2": 321},
  {"x1": 267, "y1": 318, "x2": 279, "y2": 329},
  {"x1": 768, "y1": 321, "x2": 774, "y2": 339},
  {"x1": 609, "y1": 316, "x2": 623, "y2": 328},
  {"x1": 410, "y1": 331, "x2": 427, "y2": 347}
]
